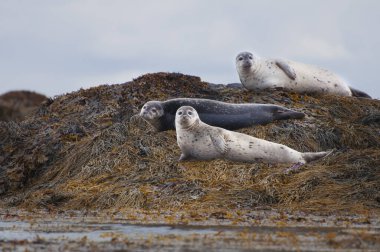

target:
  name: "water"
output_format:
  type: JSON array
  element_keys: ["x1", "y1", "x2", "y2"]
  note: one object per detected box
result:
[
  {"x1": 1, "y1": 219, "x2": 379, "y2": 251},
  {"x1": 0, "y1": 220, "x2": 217, "y2": 241}
]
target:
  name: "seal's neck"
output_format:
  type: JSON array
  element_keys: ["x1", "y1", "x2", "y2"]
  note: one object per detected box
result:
[
  {"x1": 179, "y1": 118, "x2": 200, "y2": 131},
  {"x1": 239, "y1": 61, "x2": 260, "y2": 77},
  {"x1": 143, "y1": 116, "x2": 163, "y2": 131}
]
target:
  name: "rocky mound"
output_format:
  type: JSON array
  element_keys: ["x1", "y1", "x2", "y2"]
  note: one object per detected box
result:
[
  {"x1": 0, "y1": 73, "x2": 379, "y2": 214},
  {"x1": 0, "y1": 91, "x2": 47, "y2": 122}
]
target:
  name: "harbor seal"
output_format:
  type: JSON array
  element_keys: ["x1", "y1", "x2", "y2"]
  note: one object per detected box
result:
[
  {"x1": 175, "y1": 106, "x2": 331, "y2": 164},
  {"x1": 236, "y1": 52, "x2": 371, "y2": 98},
  {"x1": 139, "y1": 98, "x2": 305, "y2": 131}
]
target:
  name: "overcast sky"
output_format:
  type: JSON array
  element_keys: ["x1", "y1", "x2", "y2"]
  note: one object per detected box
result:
[{"x1": 0, "y1": 0, "x2": 379, "y2": 98}]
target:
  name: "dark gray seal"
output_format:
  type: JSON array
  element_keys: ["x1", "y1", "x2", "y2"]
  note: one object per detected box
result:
[{"x1": 139, "y1": 98, "x2": 305, "y2": 131}]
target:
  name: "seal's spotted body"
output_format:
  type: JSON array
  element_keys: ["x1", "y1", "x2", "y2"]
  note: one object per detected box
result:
[
  {"x1": 236, "y1": 52, "x2": 371, "y2": 98},
  {"x1": 175, "y1": 106, "x2": 331, "y2": 164}
]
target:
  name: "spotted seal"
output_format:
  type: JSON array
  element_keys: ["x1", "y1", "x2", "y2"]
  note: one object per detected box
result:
[
  {"x1": 236, "y1": 51, "x2": 371, "y2": 98},
  {"x1": 175, "y1": 106, "x2": 331, "y2": 163}
]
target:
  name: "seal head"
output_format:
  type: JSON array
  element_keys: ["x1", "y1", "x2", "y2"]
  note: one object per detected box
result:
[
  {"x1": 139, "y1": 101, "x2": 165, "y2": 129},
  {"x1": 236, "y1": 52, "x2": 256, "y2": 71},
  {"x1": 175, "y1": 106, "x2": 200, "y2": 130}
]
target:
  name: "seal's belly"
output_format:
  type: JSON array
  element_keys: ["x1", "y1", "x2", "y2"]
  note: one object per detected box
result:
[
  {"x1": 177, "y1": 134, "x2": 220, "y2": 160},
  {"x1": 225, "y1": 133, "x2": 304, "y2": 164},
  {"x1": 286, "y1": 62, "x2": 351, "y2": 95},
  {"x1": 257, "y1": 62, "x2": 351, "y2": 95}
]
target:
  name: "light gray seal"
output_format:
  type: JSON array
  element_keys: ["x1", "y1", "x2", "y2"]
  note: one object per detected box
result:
[
  {"x1": 175, "y1": 106, "x2": 331, "y2": 164},
  {"x1": 236, "y1": 52, "x2": 371, "y2": 98},
  {"x1": 139, "y1": 98, "x2": 305, "y2": 131}
]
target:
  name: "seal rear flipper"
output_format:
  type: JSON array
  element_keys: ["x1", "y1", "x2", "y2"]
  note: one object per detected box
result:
[
  {"x1": 349, "y1": 87, "x2": 372, "y2": 98},
  {"x1": 275, "y1": 60, "x2": 297, "y2": 80},
  {"x1": 273, "y1": 108, "x2": 305, "y2": 120},
  {"x1": 301, "y1": 150, "x2": 333, "y2": 163}
]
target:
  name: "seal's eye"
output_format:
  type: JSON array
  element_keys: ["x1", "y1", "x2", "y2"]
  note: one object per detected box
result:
[
  {"x1": 143, "y1": 106, "x2": 147, "y2": 109},
  {"x1": 238, "y1": 57, "x2": 243, "y2": 61},
  {"x1": 151, "y1": 108, "x2": 157, "y2": 113},
  {"x1": 178, "y1": 111, "x2": 183, "y2": 115},
  {"x1": 249, "y1": 55, "x2": 253, "y2": 59},
  {"x1": 187, "y1": 111, "x2": 192, "y2": 115}
]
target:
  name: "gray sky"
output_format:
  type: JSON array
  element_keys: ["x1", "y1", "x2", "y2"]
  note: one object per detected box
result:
[{"x1": 0, "y1": 0, "x2": 379, "y2": 98}]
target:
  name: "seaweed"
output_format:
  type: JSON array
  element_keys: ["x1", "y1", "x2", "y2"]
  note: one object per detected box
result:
[{"x1": 0, "y1": 72, "x2": 379, "y2": 214}]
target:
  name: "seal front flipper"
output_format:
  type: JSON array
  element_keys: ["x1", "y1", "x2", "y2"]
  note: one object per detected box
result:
[
  {"x1": 275, "y1": 60, "x2": 296, "y2": 80},
  {"x1": 178, "y1": 153, "x2": 194, "y2": 162},
  {"x1": 210, "y1": 130, "x2": 229, "y2": 155},
  {"x1": 239, "y1": 76, "x2": 248, "y2": 88}
]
